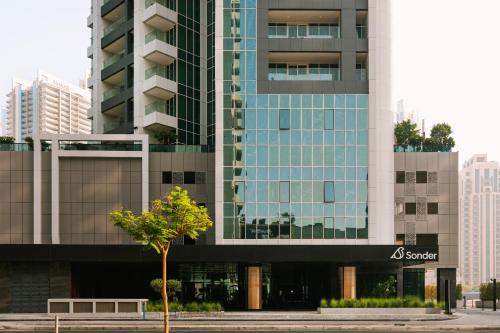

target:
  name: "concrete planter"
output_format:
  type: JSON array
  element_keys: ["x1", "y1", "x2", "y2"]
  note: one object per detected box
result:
[
  {"x1": 317, "y1": 307, "x2": 442, "y2": 315},
  {"x1": 474, "y1": 300, "x2": 500, "y2": 308}
]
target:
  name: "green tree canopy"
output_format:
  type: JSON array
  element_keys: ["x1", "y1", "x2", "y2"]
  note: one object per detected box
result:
[
  {"x1": 425, "y1": 123, "x2": 455, "y2": 148},
  {"x1": 153, "y1": 130, "x2": 177, "y2": 145},
  {"x1": 394, "y1": 120, "x2": 423, "y2": 147},
  {"x1": 110, "y1": 186, "x2": 213, "y2": 333},
  {"x1": 0, "y1": 136, "x2": 15, "y2": 144}
]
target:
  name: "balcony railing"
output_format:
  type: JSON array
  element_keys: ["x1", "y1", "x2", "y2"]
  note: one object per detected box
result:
[
  {"x1": 394, "y1": 144, "x2": 453, "y2": 153},
  {"x1": 268, "y1": 64, "x2": 340, "y2": 81},
  {"x1": 145, "y1": 98, "x2": 176, "y2": 117},
  {"x1": 59, "y1": 143, "x2": 142, "y2": 151},
  {"x1": 144, "y1": 0, "x2": 176, "y2": 11},
  {"x1": 355, "y1": 68, "x2": 367, "y2": 80},
  {"x1": 103, "y1": 16, "x2": 125, "y2": 36},
  {"x1": 269, "y1": 24, "x2": 340, "y2": 39},
  {"x1": 103, "y1": 51, "x2": 125, "y2": 69},
  {"x1": 145, "y1": 0, "x2": 176, "y2": 11},
  {"x1": 0, "y1": 144, "x2": 33, "y2": 152},
  {"x1": 356, "y1": 25, "x2": 367, "y2": 39},
  {"x1": 145, "y1": 28, "x2": 176, "y2": 46},
  {"x1": 103, "y1": 86, "x2": 125, "y2": 101},
  {"x1": 145, "y1": 63, "x2": 176, "y2": 81},
  {"x1": 149, "y1": 145, "x2": 214, "y2": 153}
]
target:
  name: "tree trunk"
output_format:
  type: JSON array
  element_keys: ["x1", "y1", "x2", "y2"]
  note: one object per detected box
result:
[{"x1": 161, "y1": 246, "x2": 169, "y2": 333}]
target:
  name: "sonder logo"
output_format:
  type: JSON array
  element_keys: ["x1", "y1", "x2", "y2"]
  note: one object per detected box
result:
[
  {"x1": 390, "y1": 247, "x2": 405, "y2": 260},
  {"x1": 389, "y1": 247, "x2": 438, "y2": 261}
]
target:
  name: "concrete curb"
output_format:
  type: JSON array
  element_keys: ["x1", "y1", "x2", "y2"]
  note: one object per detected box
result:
[{"x1": 2, "y1": 323, "x2": 500, "y2": 331}]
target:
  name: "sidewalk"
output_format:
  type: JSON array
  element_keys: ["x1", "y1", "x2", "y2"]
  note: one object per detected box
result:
[{"x1": 1, "y1": 310, "x2": 500, "y2": 331}]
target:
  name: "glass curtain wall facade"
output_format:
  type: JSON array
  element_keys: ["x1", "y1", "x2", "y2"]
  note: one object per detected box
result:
[
  {"x1": 222, "y1": 0, "x2": 369, "y2": 240},
  {"x1": 177, "y1": 0, "x2": 202, "y2": 144}
]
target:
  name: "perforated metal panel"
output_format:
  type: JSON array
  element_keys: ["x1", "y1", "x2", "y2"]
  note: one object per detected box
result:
[
  {"x1": 427, "y1": 172, "x2": 438, "y2": 195},
  {"x1": 416, "y1": 197, "x2": 427, "y2": 221},
  {"x1": 11, "y1": 263, "x2": 49, "y2": 313},
  {"x1": 405, "y1": 222, "x2": 416, "y2": 245},
  {"x1": 405, "y1": 172, "x2": 416, "y2": 195}
]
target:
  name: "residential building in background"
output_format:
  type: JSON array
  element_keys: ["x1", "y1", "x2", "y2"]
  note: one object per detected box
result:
[
  {"x1": 460, "y1": 154, "x2": 500, "y2": 289},
  {"x1": 0, "y1": 0, "x2": 457, "y2": 313},
  {"x1": 3, "y1": 71, "x2": 91, "y2": 142}
]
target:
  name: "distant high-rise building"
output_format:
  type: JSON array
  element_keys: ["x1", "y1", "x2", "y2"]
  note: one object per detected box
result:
[
  {"x1": 394, "y1": 99, "x2": 421, "y2": 128},
  {"x1": 3, "y1": 71, "x2": 91, "y2": 142},
  {"x1": 460, "y1": 155, "x2": 500, "y2": 289}
]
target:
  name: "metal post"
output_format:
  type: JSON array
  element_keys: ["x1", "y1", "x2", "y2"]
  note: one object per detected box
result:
[
  {"x1": 463, "y1": 295, "x2": 466, "y2": 309},
  {"x1": 444, "y1": 279, "x2": 452, "y2": 315},
  {"x1": 54, "y1": 315, "x2": 59, "y2": 333},
  {"x1": 492, "y1": 278, "x2": 497, "y2": 312}
]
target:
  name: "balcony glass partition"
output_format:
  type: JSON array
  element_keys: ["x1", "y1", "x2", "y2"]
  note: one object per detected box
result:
[
  {"x1": 269, "y1": 23, "x2": 340, "y2": 39},
  {"x1": 269, "y1": 64, "x2": 340, "y2": 81},
  {"x1": 103, "y1": 17, "x2": 125, "y2": 36},
  {"x1": 145, "y1": 28, "x2": 176, "y2": 46},
  {"x1": 103, "y1": 51, "x2": 125, "y2": 69},
  {"x1": 103, "y1": 86, "x2": 125, "y2": 100},
  {"x1": 145, "y1": 63, "x2": 176, "y2": 81},
  {"x1": 145, "y1": 97, "x2": 177, "y2": 117},
  {"x1": 145, "y1": 0, "x2": 176, "y2": 11},
  {"x1": 0, "y1": 144, "x2": 33, "y2": 152},
  {"x1": 356, "y1": 25, "x2": 367, "y2": 39}
]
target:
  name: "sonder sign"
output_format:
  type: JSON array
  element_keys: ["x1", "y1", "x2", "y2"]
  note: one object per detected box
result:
[{"x1": 390, "y1": 246, "x2": 438, "y2": 261}]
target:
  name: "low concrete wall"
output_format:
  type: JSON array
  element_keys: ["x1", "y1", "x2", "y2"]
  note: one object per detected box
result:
[
  {"x1": 317, "y1": 307, "x2": 441, "y2": 315},
  {"x1": 474, "y1": 300, "x2": 500, "y2": 309},
  {"x1": 48, "y1": 299, "x2": 148, "y2": 316}
]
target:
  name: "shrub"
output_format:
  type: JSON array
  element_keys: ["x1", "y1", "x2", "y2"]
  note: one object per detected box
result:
[
  {"x1": 389, "y1": 298, "x2": 403, "y2": 308},
  {"x1": 424, "y1": 301, "x2": 436, "y2": 308},
  {"x1": 320, "y1": 298, "x2": 328, "y2": 308},
  {"x1": 146, "y1": 300, "x2": 222, "y2": 312},
  {"x1": 149, "y1": 278, "x2": 182, "y2": 301},
  {"x1": 320, "y1": 297, "x2": 438, "y2": 309},
  {"x1": 456, "y1": 284, "x2": 463, "y2": 301},
  {"x1": 0, "y1": 136, "x2": 15, "y2": 144},
  {"x1": 328, "y1": 299, "x2": 338, "y2": 308}
]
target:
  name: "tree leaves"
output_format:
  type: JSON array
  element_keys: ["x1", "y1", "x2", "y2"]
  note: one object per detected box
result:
[{"x1": 109, "y1": 186, "x2": 214, "y2": 252}]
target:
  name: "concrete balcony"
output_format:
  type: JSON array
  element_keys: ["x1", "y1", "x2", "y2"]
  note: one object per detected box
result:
[
  {"x1": 87, "y1": 76, "x2": 93, "y2": 89},
  {"x1": 143, "y1": 3, "x2": 177, "y2": 31},
  {"x1": 143, "y1": 39, "x2": 177, "y2": 66},
  {"x1": 143, "y1": 111, "x2": 177, "y2": 131},
  {"x1": 87, "y1": 45, "x2": 93, "y2": 59},
  {"x1": 87, "y1": 14, "x2": 93, "y2": 28},
  {"x1": 143, "y1": 75, "x2": 177, "y2": 100}
]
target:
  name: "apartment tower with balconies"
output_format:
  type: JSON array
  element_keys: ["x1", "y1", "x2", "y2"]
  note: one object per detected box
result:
[{"x1": 3, "y1": 71, "x2": 91, "y2": 142}]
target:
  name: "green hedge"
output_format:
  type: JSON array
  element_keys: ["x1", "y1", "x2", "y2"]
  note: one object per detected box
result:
[
  {"x1": 146, "y1": 300, "x2": 223, "y2": 312},
  {"x1": 319, "y1": 297, "x2": 444, "y2": 309}
]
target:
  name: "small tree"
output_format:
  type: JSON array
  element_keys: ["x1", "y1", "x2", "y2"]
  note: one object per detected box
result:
[
  {"x1": 150, "y1": 278, "x2": 182, "y2": 302},
  {"x1": 371, "y1": 275, "x2": 397, "y2": 298},
  {"x1": 154, "y1": 130, "x2": 177, "y2": 145},
  {"x1": 394, "y1": 120, "x2": 423, "y2": 150},
  {"x1": 425, "y1": 123, "x2": 455, "y2": 150},
  {"x1": 24, "y1": 137, "x2": 33, "y2": 146},
  {"x1": 0, "y1": 136, "x2": 15, "y2": 144},
  {"x1": 110, "y1": 187, "x2": 213, "y2": 333}
]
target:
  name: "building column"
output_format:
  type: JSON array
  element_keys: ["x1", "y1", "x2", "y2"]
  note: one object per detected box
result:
[
  {"x1": 246, "y1": 265, "x2": 262, "y2": 310},
  {"x1": 397, "y1": 265, "x2": 404, "y2": 298},
  {"x1": 339, "y1": 266, "x2": 356, "y2": 299},
  {"x1": 437, "y1": 268, "x2": 456, "y2": 308}
]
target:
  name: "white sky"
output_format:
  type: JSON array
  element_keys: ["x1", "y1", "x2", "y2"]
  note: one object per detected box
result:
[
  {"x1": 391, "y1": 0, "x2": 500, "y2": 165},
  {"x1": 0, "y1": 0, "x2": 498, "y2": 166}
]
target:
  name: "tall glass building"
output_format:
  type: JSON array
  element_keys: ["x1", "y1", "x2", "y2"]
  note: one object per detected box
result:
[{"x1": 0, "y1": 0, "x2": 457, "y2": 313}]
